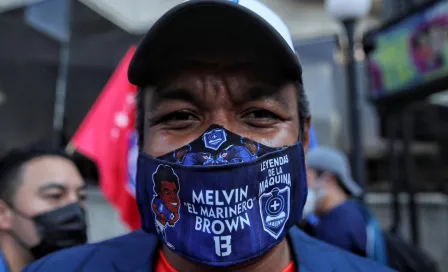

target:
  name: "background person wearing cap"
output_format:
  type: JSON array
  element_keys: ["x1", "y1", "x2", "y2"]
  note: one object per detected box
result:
[
  {"x1": 0, "y1": 145, "x2": 87, "y2": 272},
  {"x1": 24, "y1": 1, "x2": 394, "y2": 272},
  {"x1": 303, "y1": 146, "x2": 388, "y2": 264}
]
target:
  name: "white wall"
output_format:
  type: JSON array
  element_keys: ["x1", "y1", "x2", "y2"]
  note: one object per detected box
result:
[{"x1": 86, "y1": 188, "x2": 128, "y2": 243}]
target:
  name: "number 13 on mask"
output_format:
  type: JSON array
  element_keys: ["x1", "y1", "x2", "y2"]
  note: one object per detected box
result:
[{"x1": 214, "y1": 235, "x2": 232, "y2": 256}]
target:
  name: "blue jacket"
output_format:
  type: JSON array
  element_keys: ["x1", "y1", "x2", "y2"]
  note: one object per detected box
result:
[
  {"x1": 23, "y1": 227, "x2": 395, "y2": 272},
  {"x1": 0, "y1": 251, "x2": 8, "y2": 272}
]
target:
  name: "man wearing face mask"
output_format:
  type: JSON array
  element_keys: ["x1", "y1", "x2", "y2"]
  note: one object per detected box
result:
[
  {"x1": 303, "y1": 147, "x2": 387, "y2": 264},
  {"x1": 0, "y1": 146, "x2": 87, "y2": 272},
  {"x1": 24, "y1": 1, "x2": 394, "y2": 271}
]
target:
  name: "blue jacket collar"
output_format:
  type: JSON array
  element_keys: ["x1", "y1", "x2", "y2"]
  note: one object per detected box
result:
[
  {"x1": 113, "y1": 227, "x2": 316, "y2": 272},
  {"x1": 288, "y1": 226, "x2": 334, "y2": 272},
  {"x1": 111, "y1": 230, "x2": 159, "y2": 272}
]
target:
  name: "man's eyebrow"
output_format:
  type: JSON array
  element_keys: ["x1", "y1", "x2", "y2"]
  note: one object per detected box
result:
[
  {"x1": 243, "y1": 85, "x2": 291, "y2": 109},
  {"x1": 38, "y1": 182, "x2": 66, "y2": 193},
  {"x1": 149, "y1": 88, "x2": 201, "y2": 110}
]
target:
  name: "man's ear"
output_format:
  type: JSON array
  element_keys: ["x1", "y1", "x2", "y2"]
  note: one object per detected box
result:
[
  {"x1": 0, "y1": 199, "x2": 14, "y2": 231},
  {"x1": 302, "y1": 116, "x2": 311, "y2": 153}
]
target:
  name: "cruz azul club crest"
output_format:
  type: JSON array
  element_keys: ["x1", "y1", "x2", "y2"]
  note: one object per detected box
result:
[
  {"x1": 203, "y1": 128, "x2": 227, "y2": 150},
  {"x1": 259, "y1": 187, "x2": 290, "y2": 239}
]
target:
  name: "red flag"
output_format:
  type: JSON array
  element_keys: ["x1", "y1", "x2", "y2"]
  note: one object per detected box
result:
[{"x1": 71, "y1": 46, "x2": 141, "y2": 230}]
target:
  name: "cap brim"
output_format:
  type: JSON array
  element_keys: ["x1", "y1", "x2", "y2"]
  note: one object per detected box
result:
[
  {"x1": 343, "y1": 176, "x2": 363, "y2": 197},
  {"x1": 128, "y1": 0, "x2": 302, "y2": 86}
]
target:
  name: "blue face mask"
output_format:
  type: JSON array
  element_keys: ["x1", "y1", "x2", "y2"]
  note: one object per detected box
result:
[{"x1": 136, "y1": 125, "x2": 308, "y2": 266}]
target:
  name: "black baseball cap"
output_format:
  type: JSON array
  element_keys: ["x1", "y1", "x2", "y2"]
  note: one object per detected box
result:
[{"x1": 128, "y1": 0, "x2": 302, "y2": 86}]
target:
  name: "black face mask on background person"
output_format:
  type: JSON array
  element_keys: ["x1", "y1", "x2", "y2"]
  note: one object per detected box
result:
[{"x1": 11, "y1": 202, "x2": 88, "y2": 260}]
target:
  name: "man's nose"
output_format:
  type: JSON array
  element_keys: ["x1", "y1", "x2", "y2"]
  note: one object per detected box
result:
[{"x1": 205, "y1": 110, "x2": 238, "y2": 132}]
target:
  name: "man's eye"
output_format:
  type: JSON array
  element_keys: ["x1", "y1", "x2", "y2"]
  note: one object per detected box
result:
[
  {"x1": 243, "y1": 110, "x2": 280, "y2": 120},
  {"x1": 44, "y1": 194, "x2": 63, "y2": 200},
  {"x1": 156, "y1": 111, "x2": 199, "y2": 126},
  {"x1": 164, "y1": 112, "x2": 196, "y2": 121},
  {"x1": 79, "y1": 192, "x2": 87, "y2": 201},
  {"x1": 241, "y1": 109, "x2": 282, "y2": 128}
]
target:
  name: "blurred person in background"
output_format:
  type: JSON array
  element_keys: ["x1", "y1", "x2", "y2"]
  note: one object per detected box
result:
[
  {"x1": 302, "y1": 146, "x2": 387, "y2": 264},
  {"x1": 25, "y1": 0, "x2": 393, "y2": 271},
  {"x1": 0, "y1": 146, "x2": 87, "y2": 272}
]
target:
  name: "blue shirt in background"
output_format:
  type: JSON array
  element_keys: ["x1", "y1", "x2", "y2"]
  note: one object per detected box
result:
[{"x1": 314, "y1": 200, "x2": 368, "y2": 257}]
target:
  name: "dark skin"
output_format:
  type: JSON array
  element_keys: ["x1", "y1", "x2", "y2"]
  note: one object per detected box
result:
[{"x1": 142, "y1": 55, "x2": 310, "y2": 272}]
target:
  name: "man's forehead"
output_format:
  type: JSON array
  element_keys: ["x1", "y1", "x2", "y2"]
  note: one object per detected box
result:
[
  {"x1": 143, "y1": 78, "x2": 295, "y2": 119},
  {"x1": 147, "y1": 55, "x2": 289, "y2": 93},
  {"x1": 142, "y1": 50, "x2": 296, "y2": 112},
  {"x1": 145, "y1": 68, "x2": 289, "y2": 99}
]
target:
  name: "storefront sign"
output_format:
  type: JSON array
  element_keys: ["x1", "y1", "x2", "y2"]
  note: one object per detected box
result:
[{"x1": 368, "y1": 1, "x2": 448, "y2": 98}]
